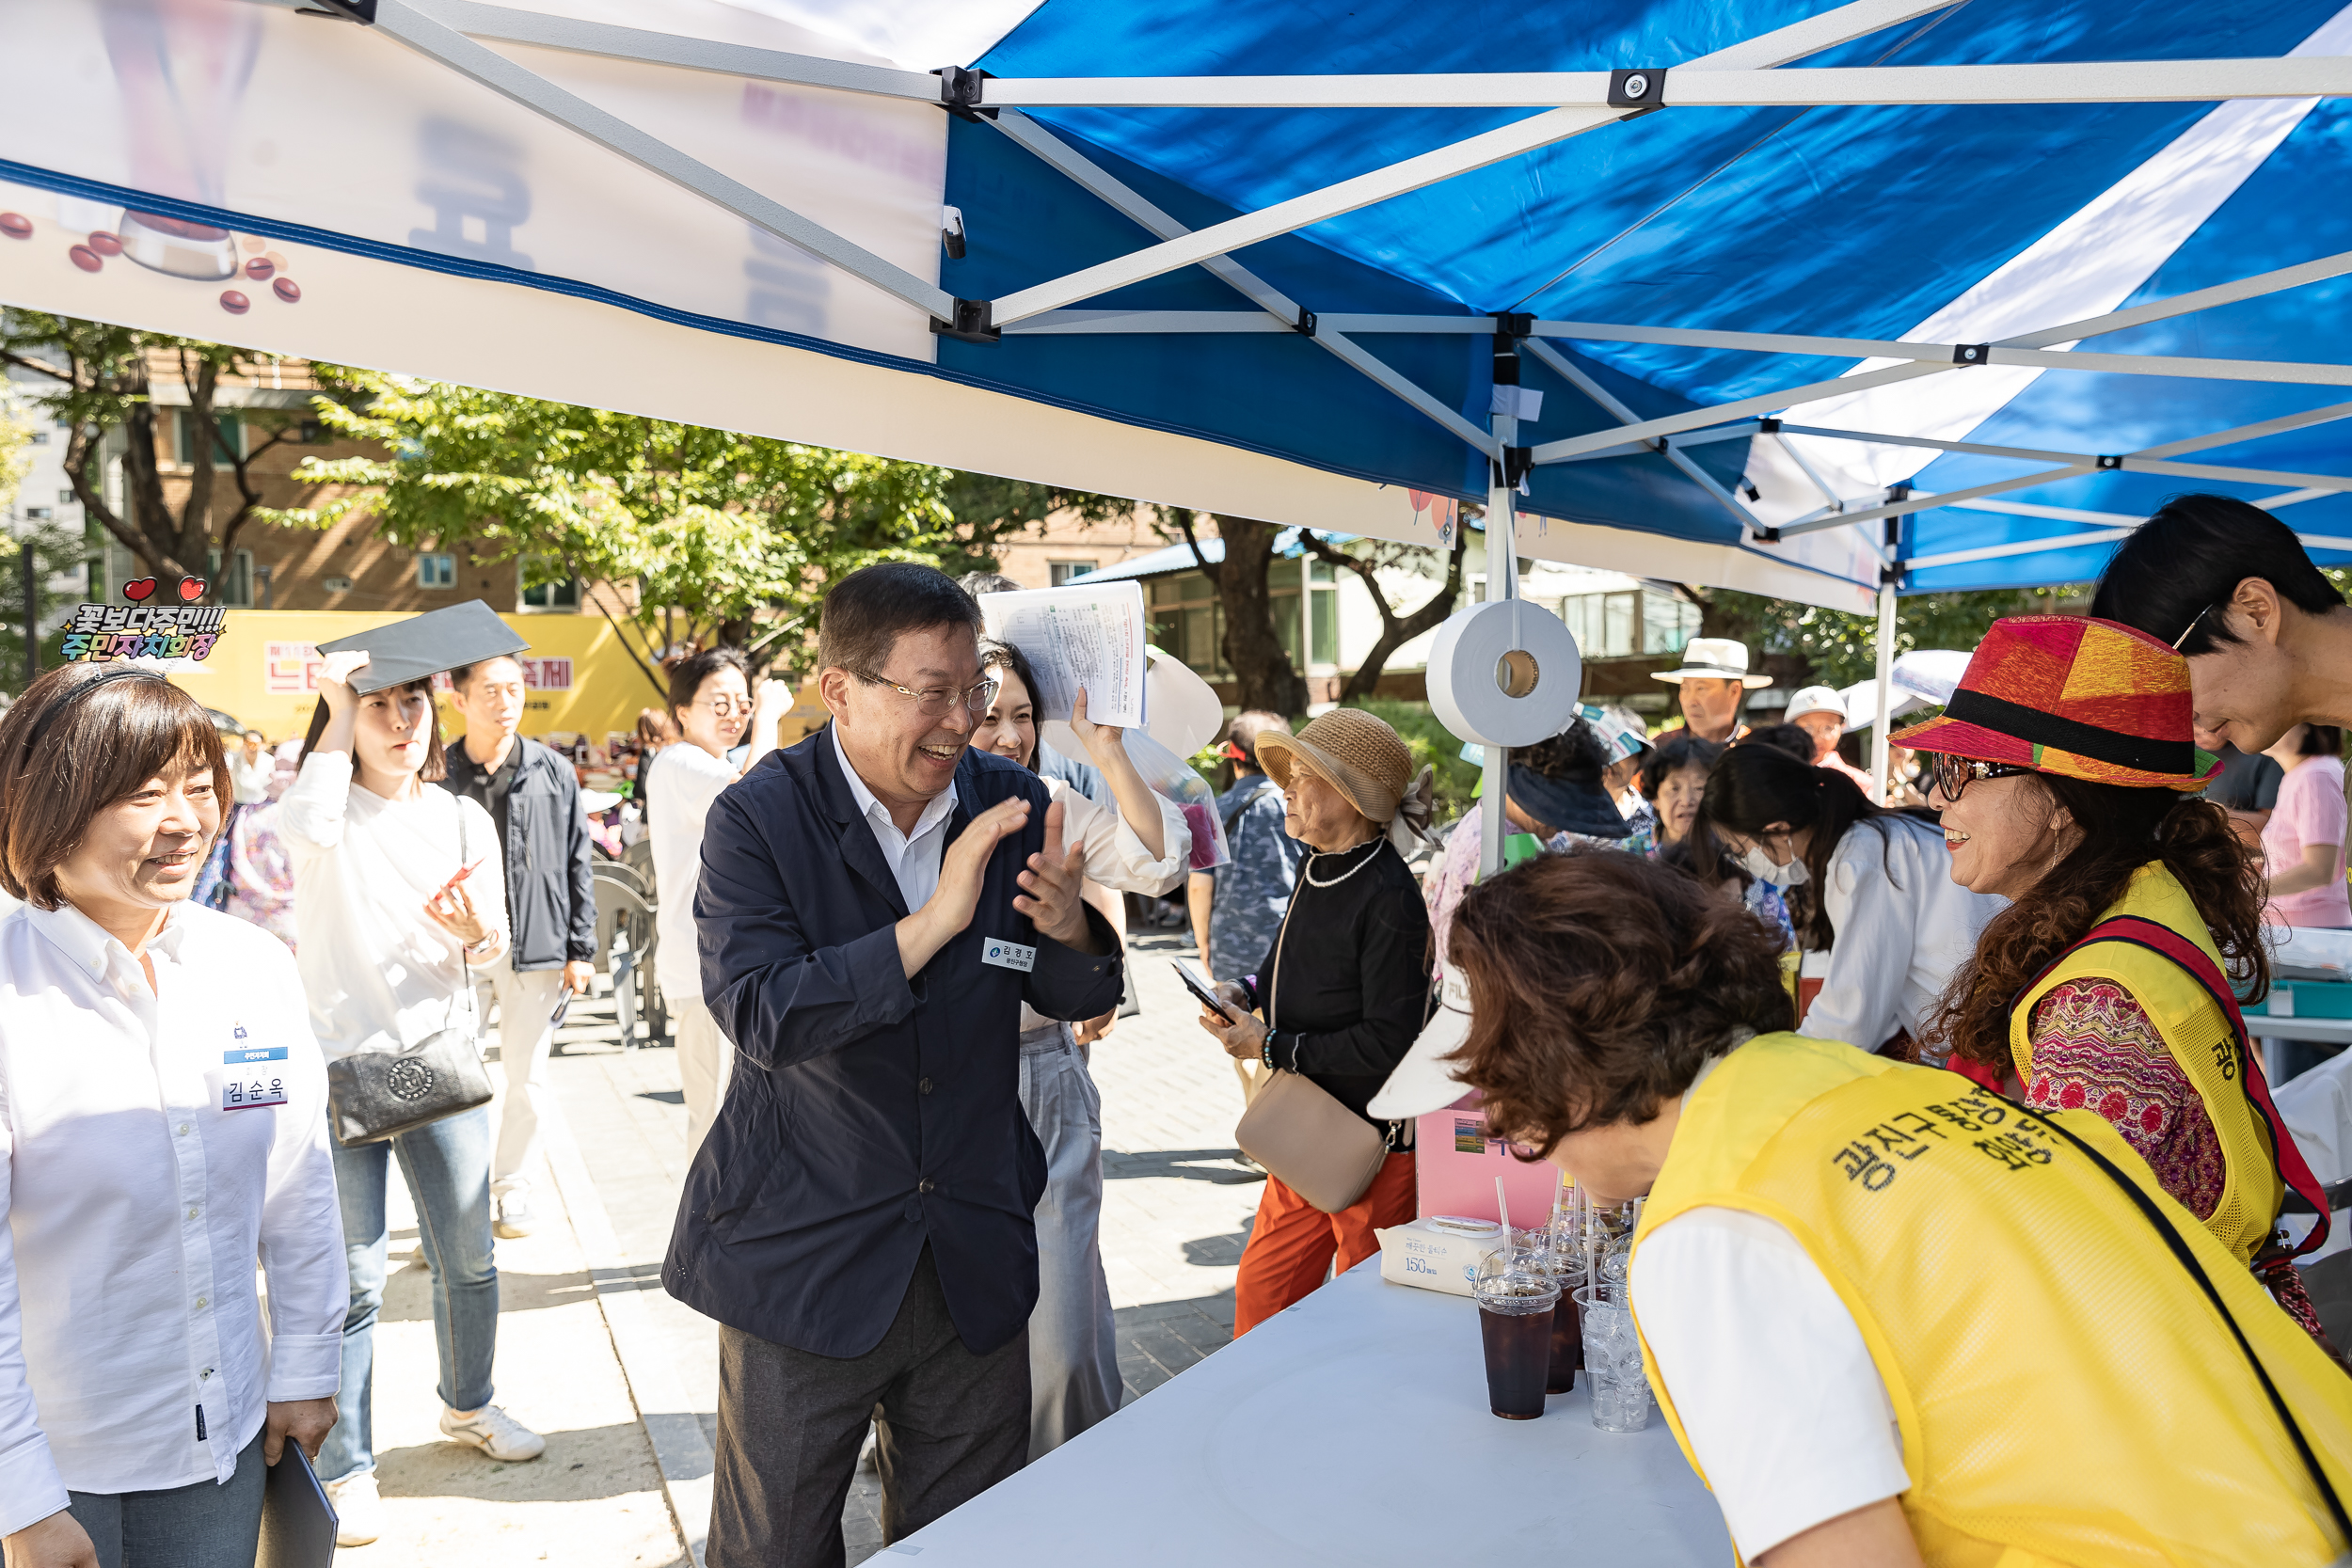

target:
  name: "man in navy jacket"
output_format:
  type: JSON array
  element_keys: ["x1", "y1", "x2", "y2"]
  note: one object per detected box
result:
[{"x1": 664, "y1": 564, "x2": 1123, "y2": 1567}]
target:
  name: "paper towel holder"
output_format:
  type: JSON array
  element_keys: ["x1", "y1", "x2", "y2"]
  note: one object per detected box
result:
[{"x1": 1495, "y1": 649, "x2": 1540, "y2": 699}]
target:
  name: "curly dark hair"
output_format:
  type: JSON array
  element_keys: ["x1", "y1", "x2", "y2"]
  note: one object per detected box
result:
[
  {"x1": 1921, "y1": 776, "x2": 2267, "y2": 1069},
  {"x1": 1516, "y1": 716, "x2": 1611, "y2": 784},
  {"x1": 1445, "y1": 849, "x2": 1794, "y2": 1151},
  {"x1": 1637, "y1": 732, "x2": 1723, "y2": 802}
]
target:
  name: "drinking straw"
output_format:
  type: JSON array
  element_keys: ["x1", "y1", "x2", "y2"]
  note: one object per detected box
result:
[
  {"x1": 1581, "y1": 1185, "x2": 1597, "y2": 1299},
  {"x1": 1495, "y1": 1177, "x2": 1511, "y2": 1265},
  {"x1": 1549, "y1": 1167, "x2": 1566, "y2": 1259}
]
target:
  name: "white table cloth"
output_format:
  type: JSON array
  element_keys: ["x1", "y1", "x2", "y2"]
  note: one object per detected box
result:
[{"x1": 897, "y1": 1259, "x2": 1734, "y2": 1564}]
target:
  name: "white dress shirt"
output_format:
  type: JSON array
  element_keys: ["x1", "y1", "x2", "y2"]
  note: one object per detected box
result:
[
  {"x1": 0, "y1": 900, "x2": 345, "y2": 1532},
  {"x1": 277, "y1": 752, "x2": 510, "y2": 1061},
  {"x1": 648, "y1": 742, "x2": 739, "y2": 1000},
  {"x1": 1799, "y1": 814, "x2": 2003, "y2": 1056},
  {"x1": 830, "y1": 725, "x2": 959, "y2": 912}
]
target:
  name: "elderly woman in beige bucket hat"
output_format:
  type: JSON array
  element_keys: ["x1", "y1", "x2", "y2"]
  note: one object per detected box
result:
[{"x1": 1195, "y1": 708, "x2": 1437, "y2": 1336}]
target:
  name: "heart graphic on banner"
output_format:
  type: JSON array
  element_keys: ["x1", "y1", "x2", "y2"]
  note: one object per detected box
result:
[
  {"x1": 122, "y1": 578, "x2": 156, "y2": 602},
  {"x1": 179, "y1": 578, "x2": 208, "y2": 602}
]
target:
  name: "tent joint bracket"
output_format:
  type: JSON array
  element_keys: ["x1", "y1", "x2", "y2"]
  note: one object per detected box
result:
[
  {"x1": 935, "y1": 66, "x2": 997, "y2": 122},
  {"x1": 1952, "y1": 342, "x2": 1990, "y2": 365},
  {"x1": 1494, "y1": 447, "x2": 1534, "y2": 488},
  {"x1": 1491, "y1": 312, "x2": 1534, "y2": 339},
  {"x1": 1607, "y1": 68, "x2": 1667, "y2": 114},
  {"x1": 1753, "y1": 527, "x2": 1782, "y2": 545},
  {"x1": 931, "y1": 298, "x2": 1000, "y2": 343},
  {"x1": 2096, "y1": 453, "x2": 2124, "y2": 469},
  {"x1": 1294, "y1": 309, "x2": 1318, "y2": 337},
  {"x1": 306, "y1": 0, "x2": 376, "y2": 21}
]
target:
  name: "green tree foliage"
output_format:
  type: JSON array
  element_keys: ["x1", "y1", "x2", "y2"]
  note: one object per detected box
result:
[
  {"x1": 0, "y1": 313, "x2": 299, "y2": 596},
  {"x1": 1699, "y1": 583, "x2": 2088, "y2": 690},
  {"x1": 266, "y1": 369, "x2": 1046, "y2": 694}
]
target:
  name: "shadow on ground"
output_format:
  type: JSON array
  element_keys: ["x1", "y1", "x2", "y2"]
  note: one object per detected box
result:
[
  {"x1": 374, "y1": 1422, "x2": 661, "y2": 1503},
  {"x1": 1103, "y1": 1148, "x2": 1264, "y2": 1184}
]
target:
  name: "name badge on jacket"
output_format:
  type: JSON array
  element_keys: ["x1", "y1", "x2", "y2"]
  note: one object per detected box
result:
[
  {"x1": 981, "y1": 938, "x2": 1037, "y2": 974},
  {"x1": 213, "y1": 1045, "x2": 289, "y2": 1111}
]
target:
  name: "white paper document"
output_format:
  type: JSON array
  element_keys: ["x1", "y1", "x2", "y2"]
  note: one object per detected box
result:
[{"x1": 978, "y1": 582, "x2": 1150, "y2": 729}]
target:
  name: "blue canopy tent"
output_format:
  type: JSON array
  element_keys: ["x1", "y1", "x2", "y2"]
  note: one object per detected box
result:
[{"x1": 3, "y1": 0, "x2": 2348, "y2": 804}]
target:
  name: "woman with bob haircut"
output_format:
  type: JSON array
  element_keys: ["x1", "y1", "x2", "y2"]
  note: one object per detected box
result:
[
  {"x1": 279, "y1": 648, "x2": 545, "y2": 1546},
  {"x1": 0, "y1": 665, "x2": 343, "y2": 1568},
  {"x1": 1696, "y1": 742, "x2": 1999, "y2": 1059},
  {"x1": 1899, "y1": 616, "x2": 2332, "y2": 1342},
  {"x1": 1446, "y1": 850, "x2": 2352, "y2": 1568}
]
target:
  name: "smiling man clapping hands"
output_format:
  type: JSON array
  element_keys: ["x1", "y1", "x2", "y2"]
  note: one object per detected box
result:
[{"x1": 661, "y1": 564, "x2": 1122, "y2": 1568}]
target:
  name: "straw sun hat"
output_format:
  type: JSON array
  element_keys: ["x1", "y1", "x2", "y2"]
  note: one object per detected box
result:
[{"x1": 1255, "y1": 708, "x2": 1438, "y2": 854}]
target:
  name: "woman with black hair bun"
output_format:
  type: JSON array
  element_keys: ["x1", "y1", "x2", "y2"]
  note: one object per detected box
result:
[{"x1": 1697, "y1": 736, "x2": 1999, "y2": 1061}]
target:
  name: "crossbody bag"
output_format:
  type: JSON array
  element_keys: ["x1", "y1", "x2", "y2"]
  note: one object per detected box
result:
[{"x1": 326, "y1": 804, "x2": 498, "y2": 1145}]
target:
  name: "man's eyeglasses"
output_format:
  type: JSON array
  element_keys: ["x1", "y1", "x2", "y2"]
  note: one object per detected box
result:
[
  {"x1": 1929, "y1": 753, "x2": 2037, "y2": 801},
  {"x1": 858, "y1": 672, "x2": 999, "y2": 719}
]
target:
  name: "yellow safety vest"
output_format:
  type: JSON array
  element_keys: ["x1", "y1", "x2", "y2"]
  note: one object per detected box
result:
[
  {"x1": 1633, "y1": 1033, "x2": 2352, "y2": 1568},
  {"x1": 2007, "y1": 863, "x2": 2282, "y2": 1263}
]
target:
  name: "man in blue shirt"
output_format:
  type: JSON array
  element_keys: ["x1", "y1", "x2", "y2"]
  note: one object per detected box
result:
[{"x1": 665, "y1": 564, "x2": 1123, "y2": 1567}]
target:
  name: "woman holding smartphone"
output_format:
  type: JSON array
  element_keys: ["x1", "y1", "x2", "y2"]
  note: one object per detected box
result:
[
  {"x1": 972, "y1": 639, "x2": 1189, "y2": 1459},
  {"x1": 278, "y1": 647, "x2": 547, "y2": 1547}
]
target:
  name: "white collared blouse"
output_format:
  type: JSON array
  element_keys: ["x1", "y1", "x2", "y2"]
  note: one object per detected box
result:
[{"x1": 0, "y1": 899, "x2": 344, "y2": 1533}]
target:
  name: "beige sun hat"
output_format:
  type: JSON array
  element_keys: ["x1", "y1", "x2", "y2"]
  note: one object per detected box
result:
[{"x1": 1255, "y1": 707, "x2": 1438, "y2": 854}]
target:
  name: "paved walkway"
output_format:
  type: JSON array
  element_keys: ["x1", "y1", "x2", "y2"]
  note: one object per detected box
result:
[{"x1": 537, "y1": 925, "x2": 1263, "y2": 1565}]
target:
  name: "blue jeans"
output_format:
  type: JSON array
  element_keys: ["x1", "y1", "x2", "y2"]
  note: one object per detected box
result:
[{"x1": 318, "y1": 1105, "x2": 500, "y2": 1483}]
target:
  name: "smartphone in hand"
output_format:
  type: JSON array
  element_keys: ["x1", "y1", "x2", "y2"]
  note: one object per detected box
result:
[{"x1": 1172, "y1": 959, "x2": 1241, "y2": 1022}]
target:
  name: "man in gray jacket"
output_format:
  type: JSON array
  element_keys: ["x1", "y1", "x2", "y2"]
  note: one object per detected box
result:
[{"x1": 439, "y1": 653, "x2": 598, "y2": 1238}]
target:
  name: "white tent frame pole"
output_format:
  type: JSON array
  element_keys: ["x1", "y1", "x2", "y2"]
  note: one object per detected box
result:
[
  {"x1": 2131, "y1": 398, "x2": 2352, "y2": 458},
  {"x1": 421, "y1": 0, "x2": 941, "y2": 100},
  {"x1": 1518, "y1": 336, "x2": 1766, "y2": 532},
  {"x1": 976, "y1": 56, "x2": 2352, "y2": 110},
  {"x1": 988, "y1": 112, "x2": 1500, "y2": 456},
  {"x1": 983, "y1": 0, "x2": 1954, "y2": 325},
  {"x1": 1782, "y1": 464, "x2": 2096, "y2": 536},
  {"x1": 1767, "y1": 423, "x2": 2352, "y2": 494},
  {"x1": 1530, "y1": 362, "x2": 1956, "y2": 463},
  {"x1": 364, "y1": 0, "x2": 956, "y2": 320},
  {"x1": 1870, "y1": 578, "x2": 1897, "y2": 805},
  {"x1": 1481, "y1": 404, "x2": 1519, "y2": 881}
]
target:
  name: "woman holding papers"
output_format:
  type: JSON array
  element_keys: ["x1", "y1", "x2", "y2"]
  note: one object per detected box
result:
[{"x1": 974, "y1": 638, "x2": 1190, "y2": 1459}]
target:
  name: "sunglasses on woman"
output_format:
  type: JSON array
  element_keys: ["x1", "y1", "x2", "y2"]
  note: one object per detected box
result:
[{"x1": 1929, "y1": 753, "x2": 2037, "y2": 801}]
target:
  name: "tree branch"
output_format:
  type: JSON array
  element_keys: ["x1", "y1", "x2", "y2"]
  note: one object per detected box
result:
[
  {"x1": 1168, "y1": 507, "x2": 1223, "y2": 590},
  {"x1": 592, "y1": 590, "x2": 672, "y2": 699}
]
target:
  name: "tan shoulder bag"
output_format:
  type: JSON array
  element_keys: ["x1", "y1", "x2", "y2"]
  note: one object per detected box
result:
[{"x1": 1233, "y1": 884, "x2": 1394, "y2": 1214}]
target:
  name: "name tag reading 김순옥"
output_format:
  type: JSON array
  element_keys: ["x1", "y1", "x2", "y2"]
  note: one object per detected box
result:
[{"x1": 218, "y1": 1046, "x2": 290, "y2": 1111}]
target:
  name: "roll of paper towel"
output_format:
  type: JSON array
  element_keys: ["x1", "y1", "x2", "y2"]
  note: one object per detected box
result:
[{"x1": 1424, "y1": 599, "x2": 1583, "y2": 747}]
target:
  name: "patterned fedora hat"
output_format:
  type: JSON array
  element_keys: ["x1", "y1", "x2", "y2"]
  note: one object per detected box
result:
[{"x1": 1892, "y1": 615, "x2": 2219, "y2": 790}]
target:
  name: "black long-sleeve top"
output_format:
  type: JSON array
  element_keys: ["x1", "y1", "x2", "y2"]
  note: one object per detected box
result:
[{"x1": 1242, "y1": 838, "x2": 1432, "y2": 1130}]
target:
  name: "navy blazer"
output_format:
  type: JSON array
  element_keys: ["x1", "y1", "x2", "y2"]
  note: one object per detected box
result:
[{"x1": 661, "y1": 727, "x2": 1124, "y2": 1357}]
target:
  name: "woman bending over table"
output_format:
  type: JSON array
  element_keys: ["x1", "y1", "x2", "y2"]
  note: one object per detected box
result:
[{"x1": 1447, "y1": 850, "x2": 2351, "y2": 1568}]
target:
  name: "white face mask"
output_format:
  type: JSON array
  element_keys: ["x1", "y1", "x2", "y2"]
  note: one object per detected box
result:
[{"x1": 1739, "y1": 843, "x2": 1809, "y2": 888}]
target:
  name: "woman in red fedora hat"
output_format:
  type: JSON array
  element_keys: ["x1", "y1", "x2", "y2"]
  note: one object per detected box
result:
[{"x1": 1899, "y1": 616, "x2": 2333, "y2": 1344}]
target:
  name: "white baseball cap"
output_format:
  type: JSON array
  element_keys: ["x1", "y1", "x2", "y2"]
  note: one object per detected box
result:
[
  {"x1": 1785, "y1": 685, "x2": 1849, "y2": 725},
  {"x1": 1367, "y1": 969, "x2": 1475, "y2": 1119}
]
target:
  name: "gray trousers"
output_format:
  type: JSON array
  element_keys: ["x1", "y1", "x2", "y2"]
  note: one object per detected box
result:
[
  {"x1": 68, "y1": 1432, "x2": 266, "y2": 1568},
  {"x1": 708, "y1": 1246, "x2": 1029, "y2": 1568},
  {"x1": 1017, "y1": 1022, "x2": 1121, "y2": 1460}
]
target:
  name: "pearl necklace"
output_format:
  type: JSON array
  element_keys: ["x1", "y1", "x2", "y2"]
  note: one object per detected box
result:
[{"x1": 1302, "y1": 837, "x2": 1384, "y2": 889}]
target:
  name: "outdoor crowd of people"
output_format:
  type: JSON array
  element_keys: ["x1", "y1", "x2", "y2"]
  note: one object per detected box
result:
[{"x1": 0, "y1": 491, "x2": 2346, "y2": 1568}]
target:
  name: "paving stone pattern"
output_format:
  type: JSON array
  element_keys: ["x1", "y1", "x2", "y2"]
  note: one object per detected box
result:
[{"x1": 545, "y1": 926, "x2": 1265, "y2": 1565}]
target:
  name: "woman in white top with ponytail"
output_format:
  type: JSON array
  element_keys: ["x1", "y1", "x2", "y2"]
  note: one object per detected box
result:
[
  {"x1": 973, "y1": 638, "x2": 1190, "y2": 1460},
  {"x1": 277, "y1": 646, "x2": 547, "y2": 1546}
]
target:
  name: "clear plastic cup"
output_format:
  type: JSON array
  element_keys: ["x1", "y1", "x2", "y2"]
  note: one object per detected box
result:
[
  {"x1": 1473, "y1": 1252, "x2": 1561, "y2": 1419},
  {"x1": 1573, "y1": 1283, "x2": 1651, "y2": 1433}
]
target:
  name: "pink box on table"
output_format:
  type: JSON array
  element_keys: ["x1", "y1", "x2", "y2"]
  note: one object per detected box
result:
[{"x1": 1415, "y1": 1090, "x2": 1565, "y2": 1224}]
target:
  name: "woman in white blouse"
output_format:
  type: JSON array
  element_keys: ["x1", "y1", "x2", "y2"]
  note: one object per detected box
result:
[
  {"x1": 644, "y1": 647, "x2": 791, "y2": 1154},
  {"x1": 974, "y1": 639, "x2": 1189, "y2": 1460},
  {"x1": 277, "y1": 649, "x2": 546, "y2": 1547},
  {"x1": 1698, "y1": 742, "x2": 2001, "y2": 1063},
  {"x1": 0, "y1": 665, "x2": 343, "y2": 1568}
]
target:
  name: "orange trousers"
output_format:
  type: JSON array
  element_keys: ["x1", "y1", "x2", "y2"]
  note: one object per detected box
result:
[{"x1": 1232, "y1": 1150, "x2": 1416, "y2": 1338}]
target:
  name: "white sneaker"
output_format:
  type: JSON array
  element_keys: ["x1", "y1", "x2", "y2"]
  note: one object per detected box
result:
[
  {"x1": 325, "y1": 1470, "x2": 383, "y2": 1547},
  {"x1": 493, "y1": 1192, "x2": 536, "y2": 1240},
  {"x1": 439, "y1": 1403, "x2": 547, "y2": 1462}
]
